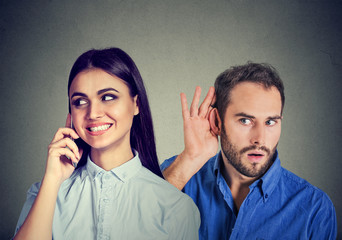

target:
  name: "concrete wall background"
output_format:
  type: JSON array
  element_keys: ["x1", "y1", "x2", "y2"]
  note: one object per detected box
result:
[{"x1": 1, "y1": 0, "x2": 341, "y2": 238}]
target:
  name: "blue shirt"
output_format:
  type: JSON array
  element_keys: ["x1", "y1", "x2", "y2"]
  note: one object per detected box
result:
[
  {"x1": 15, "y1": 153, "x2": 200, "y2": 240},
  {"x1": 161, "y1": 151, "x2": 337, "y2": 240}
]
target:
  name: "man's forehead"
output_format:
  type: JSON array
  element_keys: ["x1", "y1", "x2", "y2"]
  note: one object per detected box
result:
[{"x1": 226, "y1": 82, "x2": 282, "y2": 116}]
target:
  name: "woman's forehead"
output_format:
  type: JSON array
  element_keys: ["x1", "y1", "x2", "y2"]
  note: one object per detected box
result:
[{"x1": 69, "y1": 68, "x2": 129, "y2": 94}]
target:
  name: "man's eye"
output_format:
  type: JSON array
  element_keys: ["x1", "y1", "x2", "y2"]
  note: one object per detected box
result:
[
  {"x1": 102, "y1": 94, "x2": 116, "y2": 101},
  {"x1": 240, "y1": 118, "x2": 251, "y2": 125},
  {"x1": 266, "y1": 120, "x2": 276, "y2": 126}
]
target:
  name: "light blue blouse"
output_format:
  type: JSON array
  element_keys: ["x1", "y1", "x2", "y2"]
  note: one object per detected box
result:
[{"x1": 15, "y1": 153, "x2": 200, "y2": 239}]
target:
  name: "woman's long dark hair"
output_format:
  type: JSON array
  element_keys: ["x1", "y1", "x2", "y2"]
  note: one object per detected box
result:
[{"x1": 67, "y1": 47, "x2": 163, "y2": 178}]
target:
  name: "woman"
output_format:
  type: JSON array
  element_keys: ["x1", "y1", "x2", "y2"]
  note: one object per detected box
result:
[{"x1": 14, "y1": 48, "x2": 200, "y2": 239}]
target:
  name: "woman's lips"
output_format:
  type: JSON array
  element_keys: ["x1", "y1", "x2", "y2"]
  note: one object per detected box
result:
[{"x1": 86, "y1": 123, "x2": 113, "y2": 136}]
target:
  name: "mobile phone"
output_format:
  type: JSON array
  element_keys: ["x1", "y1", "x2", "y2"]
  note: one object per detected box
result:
[
  {"x1": 70, "y1": 116, "x2": 83, "y2": 149},
  {"x1": 69, "y1": 116, "x2": 82, "y2": 168}
]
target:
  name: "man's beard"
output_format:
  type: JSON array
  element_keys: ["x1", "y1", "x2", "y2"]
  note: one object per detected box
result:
[{"x1": 221, "y1": 126, "x2": 277, "y2": 178}]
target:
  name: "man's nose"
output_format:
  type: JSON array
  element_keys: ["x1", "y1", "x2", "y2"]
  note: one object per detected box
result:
[{"x1": 250, "y1": 123, "x2": 265, "y2": 146}]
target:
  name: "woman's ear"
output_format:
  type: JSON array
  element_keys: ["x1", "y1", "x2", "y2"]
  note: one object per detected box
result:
[
  {"x1": 133, "y1": 95, "x2": 139, "y2": 116},
  {"x1": 209, "y1": 108, "x2": 222, "y2": 136}
]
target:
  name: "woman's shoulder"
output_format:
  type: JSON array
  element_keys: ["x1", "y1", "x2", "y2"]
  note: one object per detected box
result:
[
  {"x1": 133, "y1": 167, "x2": 199, "y2": 217},
  {"x1": 25, "y1": 167, "x2": 86, "y2": 196},
  {"x1": 137, "y1": 167, "x2": 180, "y2": 188},
  {"x1": 134, "y1": 167, "x2": 194, "y2": 201}
]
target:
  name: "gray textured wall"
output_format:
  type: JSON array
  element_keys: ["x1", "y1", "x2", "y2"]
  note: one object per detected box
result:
[{"x1": 1, "y1": 0, "x2": 341, "y2": 238}]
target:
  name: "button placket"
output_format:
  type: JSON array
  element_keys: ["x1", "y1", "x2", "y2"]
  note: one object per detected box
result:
[{"x1": 98, "y1": 173, "x2": 112, "y2": 239}]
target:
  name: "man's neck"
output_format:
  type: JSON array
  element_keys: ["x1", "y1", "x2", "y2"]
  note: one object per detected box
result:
[{"x1": 221, "y1": 155, "x2": 258, "y2": 213}]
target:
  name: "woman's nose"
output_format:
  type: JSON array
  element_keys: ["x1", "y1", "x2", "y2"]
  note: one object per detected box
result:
[{"x1": 87, "y1": 102, "x2": 104, "y2": 120}]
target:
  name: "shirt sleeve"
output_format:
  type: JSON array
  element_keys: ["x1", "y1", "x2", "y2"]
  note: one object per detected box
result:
[
  {"x1": 13, "y1": 182, "x2": 41, "y2": 237},
  {"x1": 160, "y1": 155, "x2": 177, "y2": 171},
  {"x1": 165, "y1": 196, "x2": 200, "y2": 240},
  {"x1": 308, "y1": 192, "x2": 337, "y2": 240}
]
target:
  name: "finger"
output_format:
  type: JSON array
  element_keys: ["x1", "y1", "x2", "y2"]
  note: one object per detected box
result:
[
  {"x1": 180, "y1": 92, "x2": 190, "y2": 119},
  {"x1": 190, "y1": 86, "x2": 201, "y2": 117},
  {"x1": 71, "y1": 148, "x2": 83, "y2": 168},
  {"x1": 50, "y1": 137, "x2": 81, "y2": 160},
  {"x1": 56, "y1": 147, "x2": 80, "y2": 166},
  {"x1": 51, "y1": 127, "x2": 80, "y2": 144},
  {"x1": 65, "y1": 113, "x2": 72, "y2": 128},
  {"x1": 199, "y1": 86, "x2": 215, "y2": 118},
  {"x1": 210, "y1": 90, "x2": 216, "y2": 107},
  {"x1": 71, "y1": 147, "x2": 84, "y2": 168}
]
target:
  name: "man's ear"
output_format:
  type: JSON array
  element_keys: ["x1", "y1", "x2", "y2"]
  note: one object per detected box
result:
[
  {"x1": 133, "y1": 95, "x2": 139, "y2": 116},
  {"x1": 209, "y1": 108, "x2": 222, "y2": 136}
]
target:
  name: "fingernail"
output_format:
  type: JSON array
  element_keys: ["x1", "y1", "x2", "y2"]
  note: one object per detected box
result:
[{"x1": 72, "y1": 162, "x2": 78, "y2": 168}]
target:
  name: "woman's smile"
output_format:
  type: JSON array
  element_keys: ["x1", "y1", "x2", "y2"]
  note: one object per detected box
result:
[{"x1": 86, "y1": 123, "x2": 113, "y2": 135}]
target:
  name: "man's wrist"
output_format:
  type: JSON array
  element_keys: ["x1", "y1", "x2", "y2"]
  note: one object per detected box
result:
[{"x1": 163, "y1": 150, "x2": 211, "y2": 190}]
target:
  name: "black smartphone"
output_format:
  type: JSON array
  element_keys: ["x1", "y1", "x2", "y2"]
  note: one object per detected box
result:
[
  {"x1": 70, "y1": 116, "x2": 83, "y2": 168},
  {"x1": 70, "y1": 116, "x2": 83, "y2": 149}
]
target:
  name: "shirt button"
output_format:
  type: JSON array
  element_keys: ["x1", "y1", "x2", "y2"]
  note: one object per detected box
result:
[{"x1": 265, "y1": 194, "x2": 269, "y2": 199}]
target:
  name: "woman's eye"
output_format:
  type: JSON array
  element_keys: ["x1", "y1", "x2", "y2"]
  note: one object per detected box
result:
[
  {"x1": 240, "y1": 118, "x2": 251, "y2": 125},
  {"x1": 72, "y1": 98, "x2": 88, "y2": 107},
  {"x1": 266, "y1": 120, "x2": 276, "y2": 126},
  {"x1": 102, "y1": 94, "x2": 116, "y2": 101}
]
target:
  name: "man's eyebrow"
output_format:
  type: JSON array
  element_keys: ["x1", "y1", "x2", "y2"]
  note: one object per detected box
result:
[
  {"x1": 97, "y1": 88, "x2": 119, "y2": 95},
  {"x1": 235, "y1": 112, "x2": 255, "y2": 119},
  {"x1": 234, "y1": 112, "x2": 283, "y2": 120},
  {"x1": 267, "y1": 115, "x2": 283, "y2": 120}
]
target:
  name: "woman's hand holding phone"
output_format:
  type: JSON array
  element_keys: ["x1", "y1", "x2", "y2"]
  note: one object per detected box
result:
[
  {"x1": 44, "y1": 114, "x2": 83, "y2": 185},
  {"x1": 13, "y1": 114, "x2": 83, "y2": 239}
]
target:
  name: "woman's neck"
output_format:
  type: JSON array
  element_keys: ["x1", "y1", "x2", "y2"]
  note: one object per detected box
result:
[{"x1": 90, "y1": 143, "x2": 134, "y2": 171}]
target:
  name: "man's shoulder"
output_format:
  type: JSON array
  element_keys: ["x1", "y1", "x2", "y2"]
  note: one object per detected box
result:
[
  {"x1": 278, "y1": 167, "x2": 333, "y2": 207},
  {"x1": 275, "y1": 166, "x2": 337, "y2": 238}
]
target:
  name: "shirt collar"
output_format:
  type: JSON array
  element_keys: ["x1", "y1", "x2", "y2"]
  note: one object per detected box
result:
[
  {"x1": 256, "y1": 150, "x2": 282, "y2": 202},
  {"x1": 214, "y1": 150, "x2": 282, "y2": 201},
  {"x1": 86, "y1": 150, "x2": 142, "y2": 182},
  {"x1": 214, "y1": 153, "x2": 226, "y2": 187},
  {"x1": 213, "y1": 153, "x2": 221, "y2": 176}
]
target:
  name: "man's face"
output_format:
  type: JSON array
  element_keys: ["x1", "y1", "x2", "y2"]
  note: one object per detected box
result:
[{"x1": 220, "y1": 82, "x2": 282, "y2": 178}]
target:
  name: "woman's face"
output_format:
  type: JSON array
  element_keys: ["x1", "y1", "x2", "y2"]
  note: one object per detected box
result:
[{"x1": 69, "y1": 68, "x2": 139, "y2": 151}]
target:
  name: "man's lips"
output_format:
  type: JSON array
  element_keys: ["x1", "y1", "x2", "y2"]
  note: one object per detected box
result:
[{"x1": 247, "y1": 151, "x2": 265, "y2": 163}]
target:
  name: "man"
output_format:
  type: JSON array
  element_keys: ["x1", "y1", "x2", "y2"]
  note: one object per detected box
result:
[{"x1": 161, "y1": 62, "x2": 337, "y2": 239}]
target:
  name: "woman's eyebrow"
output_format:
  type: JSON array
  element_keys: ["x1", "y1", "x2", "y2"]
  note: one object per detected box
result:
[
  {"x1": 71, "y1": 92, "x2": 87, "y2": 99},
  {"x1": 70, "y1": 88, "x2": 119, "y2": 99},
  {"x1": 97, "y1": 88, "x2": 119, "y2": 95}
]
